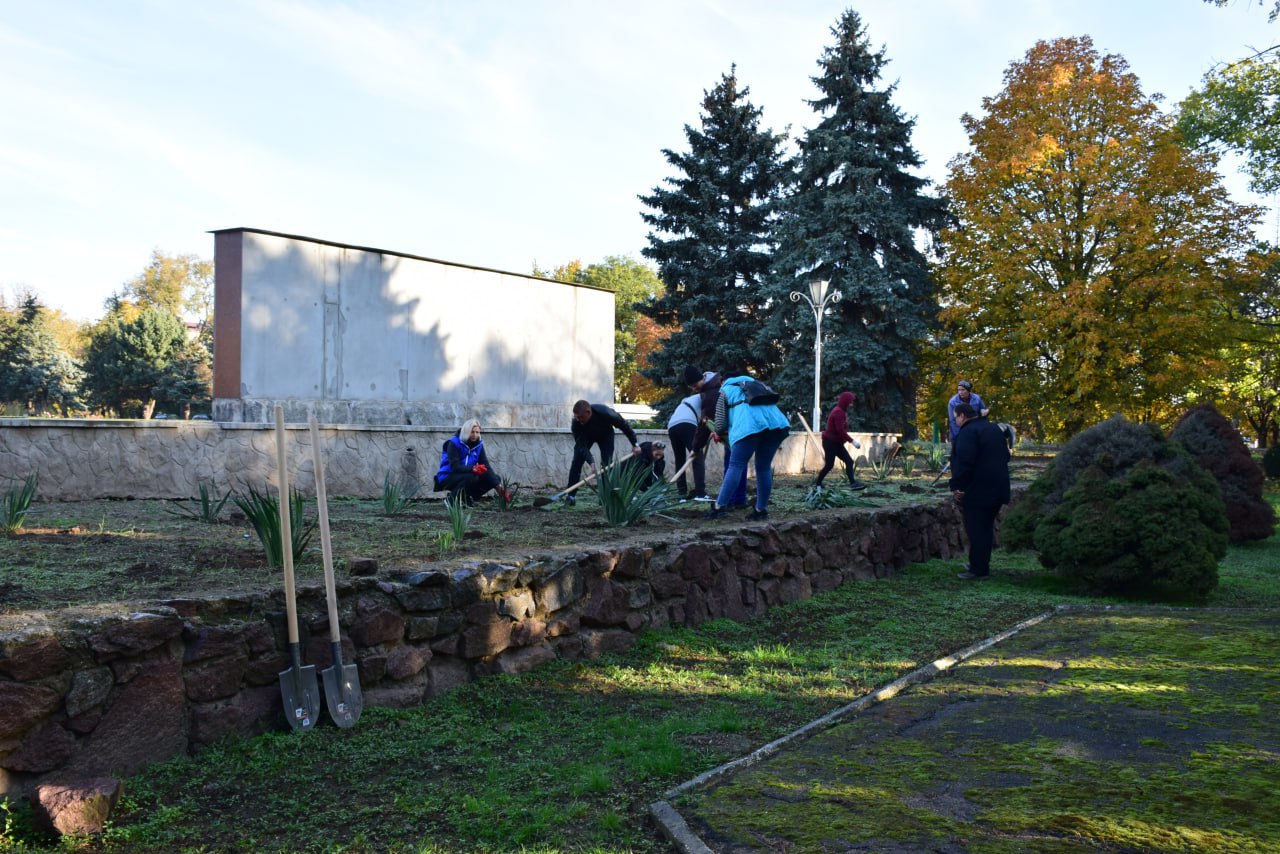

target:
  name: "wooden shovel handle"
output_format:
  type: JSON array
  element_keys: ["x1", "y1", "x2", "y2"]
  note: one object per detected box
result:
[
  {"x1": 667, "y1": 454, "x2": 696, "y2": 483},
  {"x1": 794, "y1": 411, "x2": 825, "y2": 463},
  {"x1": 274, "y1": 406, "x2": 299, "y2": 645},
  {"x1": 309, "y1": 416, "x2": 341, "y2": 645}
]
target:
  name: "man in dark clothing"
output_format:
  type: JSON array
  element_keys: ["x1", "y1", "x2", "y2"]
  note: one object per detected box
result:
[
  {"x1": 948, "y1": 402, "x2": 1011, "y2": 580},
  {"x1": 566, "y1": 400, "x2": 640, "y2": 505}
]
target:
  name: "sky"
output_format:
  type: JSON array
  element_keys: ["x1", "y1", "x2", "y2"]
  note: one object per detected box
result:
[{"x1": 1, "y1": 0, "x2": 1274, "y2": 322}]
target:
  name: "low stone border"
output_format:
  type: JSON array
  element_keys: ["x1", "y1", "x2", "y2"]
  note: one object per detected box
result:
[{"x1": 0, "y1": 499, "x2": 968, "y2": 801}]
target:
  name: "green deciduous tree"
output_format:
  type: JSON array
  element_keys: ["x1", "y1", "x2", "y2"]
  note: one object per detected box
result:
[
  {"x1": 939, "y1": 36, "x2": 1260, "y2": 441},
  {"x1": 120, "y1": 249, "x2": 214, "y2": 330},
  {"x1": 579, "y1": 256, "x2": 665, "y2": 403},
  {"x1": 638, "y1": 67, "x2": 789, "y2": 410},
  {"x1": 762, "y1": 10, "x2": 948, "y2": 434},
  {"x1": 532, "y1": 256, "x2": 666, "y2": 402},
  {"x1": 1219, "y1": 244, "x2": 1280, "y2": 446},
  {"x1": 82, "y1": 305, "x2": 188, "y2": 417},
  {"x1": 1178, "y1": 47, "x2": 1280, "y2": 195}
]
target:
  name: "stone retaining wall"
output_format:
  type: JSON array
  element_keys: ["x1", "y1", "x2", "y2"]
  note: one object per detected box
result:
[
  {"x1": 0, "y1": 499, "x2": 967, "y2": 799},
  {"x1": 0, "y1": 419, "x2": 901, "y2": 500}
]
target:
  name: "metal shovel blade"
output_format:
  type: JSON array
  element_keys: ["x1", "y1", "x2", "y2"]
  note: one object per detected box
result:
[
  {"x1": 322, "y1": 641, "x2": 363, "y2": 728},
  {"x1": 322, "y1": 662, "x2": 364, "y2": 728},
  {"x1": 279, "y1": 643, "x2": 322, "y2": 731}
]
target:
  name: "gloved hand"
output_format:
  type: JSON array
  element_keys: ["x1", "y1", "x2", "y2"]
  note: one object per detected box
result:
[{"x1": 472, "y1": 464, "x2": 487, "y2": 476}]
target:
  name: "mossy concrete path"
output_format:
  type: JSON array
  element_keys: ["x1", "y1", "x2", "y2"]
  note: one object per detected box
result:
[{"x1": 657, "y1": 608, "x2": 1280, "y2": 852}]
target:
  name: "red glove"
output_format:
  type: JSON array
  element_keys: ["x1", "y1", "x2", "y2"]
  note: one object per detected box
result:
[{"x1": 472, "y1": 464, "x2": 487, "y2": 476}]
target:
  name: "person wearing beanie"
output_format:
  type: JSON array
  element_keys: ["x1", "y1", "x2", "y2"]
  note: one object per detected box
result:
[{"x1": 814, "y1": 391, "x2": 866, "y2": 490}]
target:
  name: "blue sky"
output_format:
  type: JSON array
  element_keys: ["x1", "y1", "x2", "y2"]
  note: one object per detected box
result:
[{"x1": 1, "y1": 0, "x2": 1272, "y2": 321}]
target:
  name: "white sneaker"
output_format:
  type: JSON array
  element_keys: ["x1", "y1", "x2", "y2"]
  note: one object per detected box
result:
[{"x1": 693, "y1": 495, "x2": 715, "y2": 502}]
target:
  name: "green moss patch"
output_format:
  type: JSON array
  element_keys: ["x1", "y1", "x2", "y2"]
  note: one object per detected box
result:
[{"x1": 679, "y1": 609, "x2": 1280, "y2": 851}]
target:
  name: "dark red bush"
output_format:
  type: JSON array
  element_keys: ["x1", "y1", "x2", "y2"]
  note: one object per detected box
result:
[{"x1": 1170, "y1": 404, "x2": 1276, "y2": 542}]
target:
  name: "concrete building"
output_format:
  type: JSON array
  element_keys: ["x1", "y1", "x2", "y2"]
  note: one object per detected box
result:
[{"x1": 211, "y1": 228, "x2": 615, "y2": 427}]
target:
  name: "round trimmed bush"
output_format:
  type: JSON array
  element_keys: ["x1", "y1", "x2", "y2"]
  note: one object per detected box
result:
[
  {"x1": 1005, "y1": 415, "x2": 1228, "y2": 600},
  {"x1": 1170, "y1": 403, "x2": 1276, "y2": 542}
]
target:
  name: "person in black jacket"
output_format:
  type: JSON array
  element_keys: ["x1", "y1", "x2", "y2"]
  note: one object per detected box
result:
[
  {"x1": 948, "y1": 403, "x2": 1011, "y2": 580},
  {"x1": 566, "y1": 400, "x2": 640, "y2": 505}
]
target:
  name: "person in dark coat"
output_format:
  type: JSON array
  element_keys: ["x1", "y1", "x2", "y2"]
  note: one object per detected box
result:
[
  {"x1": 622, "y1": 440, "x2": 667, "y2": 489},
  {"x1": 566, "y1": 400, "x2": 640, "y2": 505},
  {"x1": 435, "y1": 418, "x2": 509, "y2": 504},
  {"x1": 948, "y1": 403, "x2": 1012, "y2": 580},
  {"x1": 814, "y1": 390, "x2": 866, "y2": 490}
]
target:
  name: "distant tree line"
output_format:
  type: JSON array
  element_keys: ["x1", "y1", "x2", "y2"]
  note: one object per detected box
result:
[
  {"x1": 627, "y1": 8, "x2": 1276, "y2": 444},
  {"x1": 0, "y1": 251, "x2": 213, "y2": 419}
]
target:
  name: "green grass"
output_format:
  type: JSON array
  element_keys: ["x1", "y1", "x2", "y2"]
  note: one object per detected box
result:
[{"x1": 3, "y1": 489, "x2": 1276, "y2": 852}]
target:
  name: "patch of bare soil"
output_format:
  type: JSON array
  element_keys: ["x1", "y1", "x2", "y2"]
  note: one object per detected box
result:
[{"x1": 0, "y1": 473, "x2": 961, "y2": 613}]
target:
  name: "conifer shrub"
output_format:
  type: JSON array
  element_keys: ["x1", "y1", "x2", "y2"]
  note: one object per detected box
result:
[
  {"x1": 1264, "y1": 444, "x2": 1280, "y2": 480},
  {"x1": 1003, "y1": 415, "x2": 1228, "y2": 600},
  {"x1": 1169, "y1": 403, "x2": 1276, "y2": 542}
]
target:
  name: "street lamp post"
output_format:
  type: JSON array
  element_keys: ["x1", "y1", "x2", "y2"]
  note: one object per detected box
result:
[{"x1": 789, "y1": 279, "x2": 841, "y2": 436}]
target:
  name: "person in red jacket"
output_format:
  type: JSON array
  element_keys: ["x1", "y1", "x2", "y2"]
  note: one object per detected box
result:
[{"x1": 814, "y1": 391, "x2": 866, "y2": 491}]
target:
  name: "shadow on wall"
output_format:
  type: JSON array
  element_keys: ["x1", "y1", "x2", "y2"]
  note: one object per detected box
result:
[{"x1": 225, "y1": 232, "x2": 613, "y2": 429}]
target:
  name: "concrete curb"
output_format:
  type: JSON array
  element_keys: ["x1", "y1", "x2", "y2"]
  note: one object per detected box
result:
[{"x1": 648, "y1": 606, "x2": 1060, "y2": 852}]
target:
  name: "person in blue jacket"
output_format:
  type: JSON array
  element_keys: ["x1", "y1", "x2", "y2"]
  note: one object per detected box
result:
[
  {"x1": 948, "y1": 403, "x2": 1011, "y2": 580},
  {"x1": 704, "y1": 375, "x2": 791, "y2": 522},
  {"x1": 435, "y1": 418, "x2": 508, "y2": 504}
]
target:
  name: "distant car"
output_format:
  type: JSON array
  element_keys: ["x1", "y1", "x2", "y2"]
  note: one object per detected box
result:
[
  {"x1": 191, "y1": 414, "x2": 212, "y2": 421},
  {"x1": 152, "y1": 413, "x2": 173, "y2": 420}
]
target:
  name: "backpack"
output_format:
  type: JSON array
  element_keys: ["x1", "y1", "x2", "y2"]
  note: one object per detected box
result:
[{"x1": 730, "y1": 379, "x2": 780, "y2": 407}]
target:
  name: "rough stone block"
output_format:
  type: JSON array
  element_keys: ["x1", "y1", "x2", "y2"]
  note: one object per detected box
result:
[
  {"x1": 0, "y1": 682, "x2": 61, "y2": 740},
  {"x1": 33, "y1": 778, "x2": 122, "y2": 837},
  {"x1": 491, "y1": 643, "x2": 556, "y2": 676},
  {"x1": 64, "y1": 667, "x2": 114, "y2": 719},
  {"x1": 0, "y1": 722, "x2": 77, "y2": 772},
  {"x1": 0, "y1": 634, "x2": 69, "y2": 681}
]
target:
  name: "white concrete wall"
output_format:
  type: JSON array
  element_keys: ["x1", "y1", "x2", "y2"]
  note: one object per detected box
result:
[{"x1": 214, "y1": 230, "x2": 614, "y2": 427}]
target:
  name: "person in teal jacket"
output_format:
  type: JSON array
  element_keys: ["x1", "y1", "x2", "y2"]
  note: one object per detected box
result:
[{"x1": 704, "y1": 375, "x2": 791, "y2": 521}]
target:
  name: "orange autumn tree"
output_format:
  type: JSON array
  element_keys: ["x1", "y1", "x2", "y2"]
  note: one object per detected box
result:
[{"x1": 938, "y1": 36, "x2": 1260, "y2": 441}]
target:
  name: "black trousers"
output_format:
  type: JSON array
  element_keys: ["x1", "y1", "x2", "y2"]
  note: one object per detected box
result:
[
  {"x1": 667, "y1": 422, "x2": 705, "y2": 497},
  {"x1": 962, "y1": 501, "x2": 1001, "y2": 576},
  {"x1": 438, "y1": 471, "x2": 500, "y2": 503},
  {"x1": 568, "y1": 434, "x2": 616, "y2": 488},
  {"x1": 815, "y1": 437, "x2": 856, "y2": 485}
]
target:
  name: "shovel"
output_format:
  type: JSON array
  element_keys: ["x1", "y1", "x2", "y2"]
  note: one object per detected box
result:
[
  {"x1": 275, "y1": 406, "x2": 321, "y2": 732},
  {"x1": 308, "y1": 415, "x2": 363, "y2": 728},
  {"x1": 533, "y1": 457, "x2": 625, "y2": 507}
]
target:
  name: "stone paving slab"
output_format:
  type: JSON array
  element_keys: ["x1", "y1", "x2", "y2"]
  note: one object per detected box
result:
[{"x1": 653, "y1": 607, "x2": 1280, "y2": 852}]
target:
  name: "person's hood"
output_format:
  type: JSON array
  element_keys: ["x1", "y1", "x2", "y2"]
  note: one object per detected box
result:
[{"x1": 838, "y1": 391, "x2": 856, "y2": 410}]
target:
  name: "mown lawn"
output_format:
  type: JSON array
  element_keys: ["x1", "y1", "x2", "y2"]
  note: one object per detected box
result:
[{"x1": 2, "y1": 491, "x2": 1276, "y2": 853}]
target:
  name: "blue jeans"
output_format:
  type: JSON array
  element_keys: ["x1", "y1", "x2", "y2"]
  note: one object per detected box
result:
[{"x1": 716, "y1": 428, "x2": 787, "y2": 511}]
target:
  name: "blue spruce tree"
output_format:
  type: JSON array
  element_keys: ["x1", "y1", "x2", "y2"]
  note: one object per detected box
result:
[
  {"x1": 763, "y1": 10, "x2": 948, "y2": 434},
  {"x1": 638, "y1": 67, "x2": 789, "y2": 410}
]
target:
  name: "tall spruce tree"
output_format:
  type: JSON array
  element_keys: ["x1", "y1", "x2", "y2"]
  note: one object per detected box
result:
[
  {"x1": 762, "y1": 10, "x2": 947, "y2": 434},
  {"x1": 638, "y1": 67, "x2": 788, "y2": 411}
]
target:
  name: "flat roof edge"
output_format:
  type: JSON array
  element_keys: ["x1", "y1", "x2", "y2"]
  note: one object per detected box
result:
[{"x1": 207, "y1": 226, "x2": 606, "y2": 290}]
